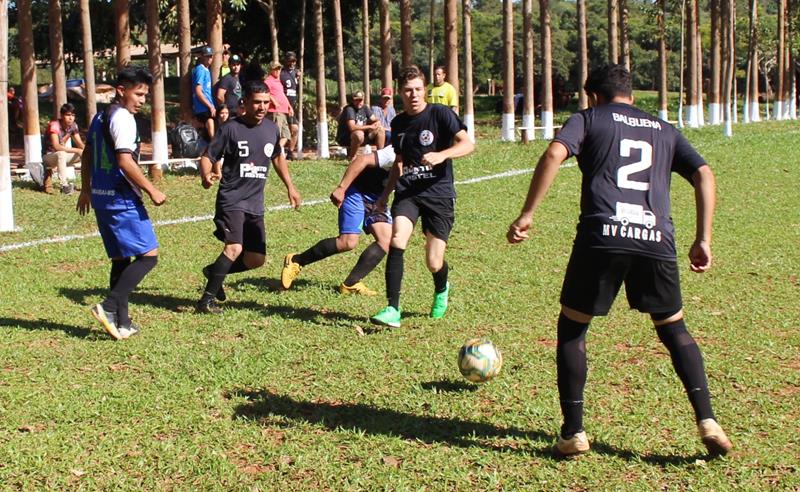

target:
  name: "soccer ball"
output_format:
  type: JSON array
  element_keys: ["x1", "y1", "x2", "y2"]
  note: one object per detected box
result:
[{"x1": 458, "y1": 338, "x2": 503, "y2": 383}]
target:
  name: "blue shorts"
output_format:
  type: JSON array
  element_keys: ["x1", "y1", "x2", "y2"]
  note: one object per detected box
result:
[
  {"x1": 95, "y1": 206, "x2": 159, "y2": 258},
  {"x1": 338, "y1": 187, "x2": 392, "y2": 235}
]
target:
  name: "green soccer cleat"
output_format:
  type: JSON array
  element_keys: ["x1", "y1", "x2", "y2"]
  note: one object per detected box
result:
[
  {"x1": 370, "y1": 306, "x2": 401, "y2": 328},
  {"x1": 430, "y1": 282, "x2": 450, "y2": 319}
]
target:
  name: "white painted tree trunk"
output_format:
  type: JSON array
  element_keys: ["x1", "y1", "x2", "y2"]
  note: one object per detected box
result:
[
  {"x1": 317, "y1": 122, "x2": 329, "y2": 159},
  {"x1": 501, "y1": 113, "x2": 515, "y2": 142},
  {"x1": 541, "y1": 110, "x2": 554, "y2": 139}
]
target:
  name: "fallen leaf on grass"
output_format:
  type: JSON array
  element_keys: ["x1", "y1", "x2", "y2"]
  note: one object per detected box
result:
[
  {"x1": 17, "y1": 424, "x2": 45, "y2": 433},
  {"x1": 71, "y1": 469, "x2": 86, "y2": 477},
  {"x1": 108, "y1": 363, "x2": 130, "y2": 372},
  {"x1": 354, "y1": 326, "x2": 365, "y2": 337},
  {"x1": 382, "y1": 456, "x2": 401, "y2": 468}
]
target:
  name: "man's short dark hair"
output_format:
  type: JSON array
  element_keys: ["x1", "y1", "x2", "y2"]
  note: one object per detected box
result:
[
  {"x1": 243, "y1": 80, "x2": 268, "y2": 98},
  {"x1": 116, "y1": 66, "x2": 153, "y2": 88},
  {"x1": 398, "y1": 65, "x2": 426, "y2": 88},
  {"x1": 584, "y1": 64, "x2": 632, "y2": 100},
  {"x1": 60, "y1": 103, "x2": 76, "y2": 115},
  {"x1": 434, "y1": 65, "x2": 446, "y2": 73}
]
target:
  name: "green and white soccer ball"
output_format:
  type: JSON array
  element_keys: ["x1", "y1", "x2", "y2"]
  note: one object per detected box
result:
[{"x1": 458, "y1": 338, "x2": 503, "y2": 383}]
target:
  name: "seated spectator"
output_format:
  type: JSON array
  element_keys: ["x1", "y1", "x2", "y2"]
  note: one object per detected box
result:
[
  {"x1": 336, "y1": 90, "x2": 384, "y2": 160},
  {"x1": 371, "y1": 87, "x2": 396, "y2": 146},
  {"x1": 43, "y1": 102, "x2": 84, "y2": 195},
  {"x1": 7, "y1": 86, "x2": 22, "y2": 127}
]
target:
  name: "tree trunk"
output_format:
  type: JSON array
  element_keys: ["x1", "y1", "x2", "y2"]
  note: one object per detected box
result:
[
  {"x1": 577, "y1": 0, "x2": 588, "y2": 109},
  {"x1": 695, "y1": 0, "x2": 704, "y2": 125},
  {"x1": 722, "y1": 0, "x2": 735, "y2": 135},
  {"x1": 362, "y1": 0, "x2": 371, "y2": 106},
  {"x1": 523, "y1": 0, "x2": 535, "y2": 138},
  {"x1": 80, "y1": 0, "x2": 96, "y2": 126},
  {"x1": 540, "y1": 0, "x2": 554, "y2": 139},
  {"x1": 657, "y1": 0, "x2": 668, "y2": 120},
  {"x1": 146, "y1": 0, "x2": 166, "y2": 177},
  {"x1": 776, "y1": 0, "x2": 785, "y2": 119},
  {"x1": 0, "y1": 0, "x2": 13, "y2": 231},
  {"x1": 686, "y1": 0, "x2": 699, "y2": 127},
  {"x1": 207, "y1": 0, "x2": 223, "y2": 85},
  {"x1": 746, "y1": 0, "x2": 760, "y2": 121},
  {"x1": 444, "y1": 0, "x2": 459, "y2": 104},
  {"x1": 114, "y1": 0, "x2": 130, "y2": 71},
  {"x1": 619, "y1": 0, "x2": 630, "y2": 70},
  {"x1": 19, "y1": 0, "x2": 42, "y2": 172},
  {"x1": 429, "y1": 0, "x2": 436, "y2": 83},
  {"x1": 400, "y1": 0, "x2": 412, "y2": 67},
  {"x1": 501, "y1": 0, "x2": 514, "y2": 141},
  {"x1": 266, "y1": 0, "x2": 279, "y2": 62},
  {"x1": 49, "y1": 0, "x2": 67, "y2": 116},
  {"x1": 379, "y1": 0, "x2": 392, "y2": 90},
  {"x1": 313, "y1": 0, "x2": 329, "y2": 158},
  {"x1": 178, "y1": 0, "x2": 192, "y2": 121},
  {"x1": 608, "y1": 0, "x2": 619, "y2": 63},
  {"x1": 462, "y1": 0, "x2": 475, "y2": 140},
  {"x1": 709, "y1": 0, "x2": 722, "y2": 124},
  {"x1": 298, "y1": 0, "x2": 306, "y2": 155},
  {"x1": 677, "y1": 0, "x2": 685, "y2": 126},
  {"x1": 333, "y1": 0, "x2": 347, "y2": 108}
]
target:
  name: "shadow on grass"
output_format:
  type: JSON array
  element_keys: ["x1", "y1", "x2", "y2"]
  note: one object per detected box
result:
[
  {"x1": 0, "y1": 316, "x2": 102, "y2": 340},
  {"x1": 231, "y1": 276, "x2": 326, "y2": 293},
  {"x1": 420, "y1": 379, "x2": 479, "y2": 393}
]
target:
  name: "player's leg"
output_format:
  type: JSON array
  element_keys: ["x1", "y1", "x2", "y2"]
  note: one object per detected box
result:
[
  {"x1": 420, "y1": 198, "x2": 455, "y2": 319},
  {"x1": 372, "y1": 127, "x2": 385, "y2": 150},
  {"x1": 205, "y1": 116, "x2": 215, "y2": 141},
  {"x1": 42, "y1": 152, "x2": 58, "y2": 193},
  {"x1": 288, "y1": 117, "x2": 299, "y2": 159},
  {"x1": 348, "y1": 130, "x2": 365, "y2": 160},
  {"x1": 340, "y1": 213, "x2": 391, "y2": 295},
  {"x1": 199, "y1": 209, "x2": 248, "y2": 312}
]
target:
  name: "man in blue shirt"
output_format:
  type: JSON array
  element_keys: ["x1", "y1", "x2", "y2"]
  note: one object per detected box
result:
[
  {"x1": 192, "y1": 45, "x2": 216, "y2": 139},
  {"x1": 76, "y1": 67, "x2": 167, "y2": 340}
]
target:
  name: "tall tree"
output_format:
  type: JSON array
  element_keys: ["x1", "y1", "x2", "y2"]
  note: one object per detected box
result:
[
  {"x1": 523, "y1": 0, "x2": 535, "y2": 138},
  {"x1": 677, "y1": 0, "x2": 685, "y2": 126},
  {"x1": 709, "y1": 0, "x2": 722, "y2": 124},
  {"x1": 0, "y1": 0, "x2": 13, "y2": 232},
  {"x1": 608, "y1": 0, "x2": 619, "y2": 63},
  {"x1": 722, "y1": 0, "x2": 735, "y2": 135},
  {"x1": 333, "y1": 0, "x2": 347, "y2": 108},
  {"x1": 19, "y1": 0, "x2": 43, "y2": 175},
  {"x1": 80, "y1": 0, "x2": 96, "y2": 126},
  {"x1": 775, "y1": 0, "x2": 786, "y2": 119},
  {"x1": 694, "y1": 0, "x2": 704, "y2": 125},
  {"x1": 207, "y1": 0, "x2": 223, "y2": 85},
  {"x1": 178, "y1": 0, "x2": 192, "y2": 121},
  {"x1": 540, "y1": 0, "x2": 554, "y2": 139},
  {"x1": 462, "y1": 0, "x2": 475, "y2": 140},
  {"x1": 379, "y1": 0, "x2": 392, "y2": 90},
  {"x1": 146, "y1": 0, "x2": 166, "y2": 180},
  {"x1": 444, "y1": 0, "x2": 459, "y2": 102},
  {"x1": 362, "y1": 0, "x2": 371, "y2": 106},
  {"x1": 577, "y1": 0, "x2": 589, "y2": 109},
  {"x1": 313, "y1": 0, "x2": 329, "y2": 158},
  {"x1": 48, "y1": 0, "x2": 67, "y2": 116},
  {"x1": 268, "y1": 0, "x2": 280, "y2": 62},
  {"x1": 657, "y1": 0, "x2": 668, "y2": 120},
  {"x1": 501, "y1": 0, "x2": 514, "y2": 141},
  {"x1": 114, "y1": 0, "x2": 130, "y2": 70},
  {"x1": 429, "y1": 0, "x2": 436, "y2": 82},
  {"x1": 619, "y1": 0, "x2": 631, "y2": 70},
  {"x1": 297, "y1": 0, "x2": 307, "y2": 156},
  {"x1": 400, "y1": 0, "x2": 412, "y2": 67},
  {"x1": 686, "y1": 0, "x2": 699, "y2": 127},
  {"x1": 745, "y1": 0, "x2": 760, "y2": 122}
]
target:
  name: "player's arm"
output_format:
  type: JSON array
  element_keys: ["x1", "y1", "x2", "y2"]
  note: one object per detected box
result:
[
  {"x1": 118, "y1": 153, "x2": 166, "y2": 206},
  {"x1": 199, "y1": 153, "x2": 219, "y2": 189},
  {"x1": 49, "y1": 130, "x2": 71, "y2": 153},
  {"x1": 195, "y1": 83, "x2": 216, "y2": 116},
  {"x1": 507, "y1": 141, "x2": 569, "y2": 244},
  {"x1": 688, "y1": 164, "x2": 716, "y2": 272},
  {"x1": 76, "y1": 143, "x2": 93, "y2": 215},
  {"x1": 216, "y1": 86, "x2": 227, "y2": 107},
  {"x1": 330, "y1": 154, "x2": 374, "y2": 207},
  {"x1": 421, "y1": 129, "x2": 474, "y2": 166},
  {"x1": 272, "y1": 154, "x2": 301, "y2": 209},
  {"x1": 72, "y1": 132, "x2": 85, "y2": 151},
  {"x1": 376, "y1": 156, "x2": 402, "y2": 211}
]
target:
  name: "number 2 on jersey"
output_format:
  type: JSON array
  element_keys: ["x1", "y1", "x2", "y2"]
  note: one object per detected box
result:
[{"x1": 617, "y1": 139, "x2": 652, "y2": 191}]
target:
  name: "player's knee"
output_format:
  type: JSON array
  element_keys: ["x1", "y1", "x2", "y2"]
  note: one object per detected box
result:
[
  {"x1": 224, "y1": 243, "x2": 243, "y2": 259},
  {"x1": 426, "y1": 256, "x2": 444, "y2": 273},
  {"x1": 339, "y1": 235, "x2": 359, "y2": 251},
  {"x1": 651, "y1": 309, "x2": 683, "y2": 325},
  {"x1": 351, "y1": 131, "x2": 365, "y2": 143}
]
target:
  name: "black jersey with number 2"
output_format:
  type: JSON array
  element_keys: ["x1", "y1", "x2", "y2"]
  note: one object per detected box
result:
[
  {"x1": 391, "y1": 103, "x2": 467, "y2": 199},
  {"x1": 554, "y1": 102, "x2": 707, "y2": 260},
  {"x1": 207, "y1": 116, "x2": 282, "y2": 215}
]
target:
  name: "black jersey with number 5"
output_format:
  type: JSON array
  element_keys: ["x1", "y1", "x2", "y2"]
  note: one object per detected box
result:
[
  {"x1": 207, "y1": 116, "x2": 282, "y2": 215},
  {"x1": 554, "y1": 102, "x2": 707, "y2": 260},
  {"x1": 391, "y1": 103, "x2": 467, "y2": 199}
]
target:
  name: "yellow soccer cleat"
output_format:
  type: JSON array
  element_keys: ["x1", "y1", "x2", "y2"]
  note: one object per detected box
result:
[
  {"x1": 339, "y1": 281, "x2": 377, "y2": 296},
  {"x1": 281, "y1": 254, "x2": 302, "y2": 289}
]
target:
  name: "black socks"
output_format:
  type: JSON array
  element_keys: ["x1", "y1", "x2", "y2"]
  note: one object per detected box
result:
[
  {"x1": 200, "y1": 253, "x2": 234, "y2": 303},
  {"x1": 432, "y1": 261, "x2": 449, "y2": 293},
  {"x1": 344, "y1": 243, "x2": 386, "y2": 287},
  {"x1": 556, "y1": 313, "x2": 590, "y2": 438},
  {"x1": 102, "y1": 255, "x2": 158, "y2": 326},
  {"x1": 294, "y1": 238, "x2": 339, "y2": 266},
  {"x1": 110, "y1": 258, "x2": 131, "y2": 290},
  {"x1": 385, "y1": 247, "x2": 405, "y2": 309},
  {"x1": 656, "y1": 319, "x2": 716, "y2": 422}
]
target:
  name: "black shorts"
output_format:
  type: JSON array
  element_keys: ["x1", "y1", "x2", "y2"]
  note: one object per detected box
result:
[
  {"x1": 213, "y1": 209, "x2": 267, "y2": 254},
  {"x1": 560, "y1": 248, "x2": 682, "y2": 316},
  {"x1": 287, "y1": 114, "x2": 298, "y2": 126},
  {"x1": 194, "y1": 111, "x2": 212, "y2": 123},
  {"x1": 391, "y1": 195, "x2": 455, "y2": 242}
]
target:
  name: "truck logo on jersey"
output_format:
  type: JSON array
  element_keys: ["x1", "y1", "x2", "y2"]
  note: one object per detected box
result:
[
  {"x1": 240, "y1": 162, "x2": 268, "y2": 179},
  {"x1": 604, "y1": 201, "x2": 662, "y2": 243},
  {"x1": 419, "y1": 130, "x2": 434, "y2": 146}
]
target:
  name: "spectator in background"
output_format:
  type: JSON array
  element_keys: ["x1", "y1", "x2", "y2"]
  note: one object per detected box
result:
[
  {"x1": 192, "y1": 45, "x2": 216, "y2": 139},
  {"x1": 43, "y1": 102, "x2": 84, "y2": 195},
  {"x1": 216, "y1": 104, "x2": 231, "y2": 131},
  {"x1": 220, "y1": 49, "x2": 231, "y2": 78},
  {"x1": 7, "y1": 86, "x2": 22, "y2": 128},
  {"x1": 426, "y1": 66, "x2": 459, "y2": 114},
  {"x1": 371, "y1": 87, "x2": 396, "y2": 146},
  {"x1": 280, "y1": 51, "x2": 301, "y2": 160},
  {"x1": 336, "y1": 90, "x2": 384, "y2": 161},
  {"x1": 265, "y1": 61, "x2": 293, "y2": 152},
  {"x1": 216, "y1": 54, "x2": 243, "y2": 118}
]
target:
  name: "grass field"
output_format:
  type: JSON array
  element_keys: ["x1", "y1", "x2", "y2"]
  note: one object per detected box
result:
[{"x1": 1, "y1": 120, "x2": 799, "y2": 490}]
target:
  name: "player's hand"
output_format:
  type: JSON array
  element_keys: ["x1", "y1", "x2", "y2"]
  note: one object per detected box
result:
[
  {"x1": 375, "y1": 195, "x2": 389, "y2": 213},
  {"x1": 149, "y1": 188, "x2": 166, "y2": 206},
  {"x1": 688, "y1": 239, "x2": 712, "y2": 272},
  {"x1": 76, "y1": 191, "x2": 91, "y2": 216},
  {"x1": 330, "y1": 186, "x2": 345, "y2": 208},
  {"x1": 507, "y1": 215, "x2": 532, "y2": 244},
  {"x1": 201, "y1": 172, "x2": 218, "y2": 189},
  {"x1": 287, "y1": 186, "x2": 301, "y2": 209},
  {"x1": 422, "y1": 151, "x2": 446, "y2": 166},
  {"x1": 209, "y1": 107, "x2": 217, "y2": 118}
]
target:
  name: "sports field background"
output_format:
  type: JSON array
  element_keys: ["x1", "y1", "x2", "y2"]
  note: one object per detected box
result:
[{"x1": 0, "y1": 118, "x2": 798, "y2": 489}]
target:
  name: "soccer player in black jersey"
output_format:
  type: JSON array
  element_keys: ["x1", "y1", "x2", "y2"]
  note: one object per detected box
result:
[
  {"x1": 197, "y1": 81, "x2": 301, "y2": 313},
  {"x1": 508, "y1": 65, "x2": 732, "y2": 458},
  {"x1": 370, "y1": 65, "x2": 474, "y2": 328}
]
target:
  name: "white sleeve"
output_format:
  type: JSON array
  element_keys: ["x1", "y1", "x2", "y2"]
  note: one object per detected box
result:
[
  {"x1": 376, "y1": 146, "x2": 396, "y2": 170},
  {"x1": 109, "y1": 109, "x2": 138, "y2": 153}
]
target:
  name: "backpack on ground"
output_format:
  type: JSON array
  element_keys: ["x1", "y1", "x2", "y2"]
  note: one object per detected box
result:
[{"x1": 169, "y1": 123, "x2": 207, "y2": 159}]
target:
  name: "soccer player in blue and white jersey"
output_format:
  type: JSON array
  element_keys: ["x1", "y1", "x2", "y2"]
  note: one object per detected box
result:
[
  {"x1": 77, "y1": 67, "x2": 166, "y2": 340},
  {"x1": 507, "y1": 64, "x2": 732, "y2": 458}
]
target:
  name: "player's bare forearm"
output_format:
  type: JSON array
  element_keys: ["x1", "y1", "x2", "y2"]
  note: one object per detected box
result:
[
  {"x1": 199, "y1": 155, "x2": 218, "y2": 189},
  {"x1": 118, "y1": 153, "x2": 162, "y2": 203},
  {"x1": 272, "y1": 154, "x2": 301, "y2": 208},
  {"x1": 422, "y1": 130, "x2": 474, "y2": 166},
  {"x1": 692, "y1": 165, "x2": 716, "y2": 244},
  {"x1": 337, "y1": 154, "x2": 372, "y2": 191},
  {"x1": 377, "y1": 159, "x2": 401, "y2": 207},
  {"x1": 518, "y1": 142, "x2": 568, "y2": 219},
  {"x1": 76, "y1": 145, "x2": 93, "y2": 215}
]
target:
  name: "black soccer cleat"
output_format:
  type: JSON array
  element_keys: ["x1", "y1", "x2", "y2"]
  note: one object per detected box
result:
[{"x1": 196, "y1": 299, "x2": 223, "y2": 315}]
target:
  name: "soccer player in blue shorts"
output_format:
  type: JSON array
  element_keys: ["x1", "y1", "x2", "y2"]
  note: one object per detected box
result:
[
  {"x1": 281, "y1": 146, "x2": 396, "y2": 295},
  {"x1": 507, "y1": 64, "x2": 732, "y2": 458},
  {"x1": 77, "y1": 67, "x2": 166, "y2": 340}
]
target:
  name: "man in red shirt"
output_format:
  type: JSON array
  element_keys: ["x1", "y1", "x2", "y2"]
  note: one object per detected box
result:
[{"x1": 265, "y1": 61, "x2": 293, "y2": 152}]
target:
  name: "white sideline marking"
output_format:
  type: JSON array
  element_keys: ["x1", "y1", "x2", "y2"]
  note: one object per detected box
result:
[{"x1": 0, "y1": 164, "x2": 575, "y2": 253}]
